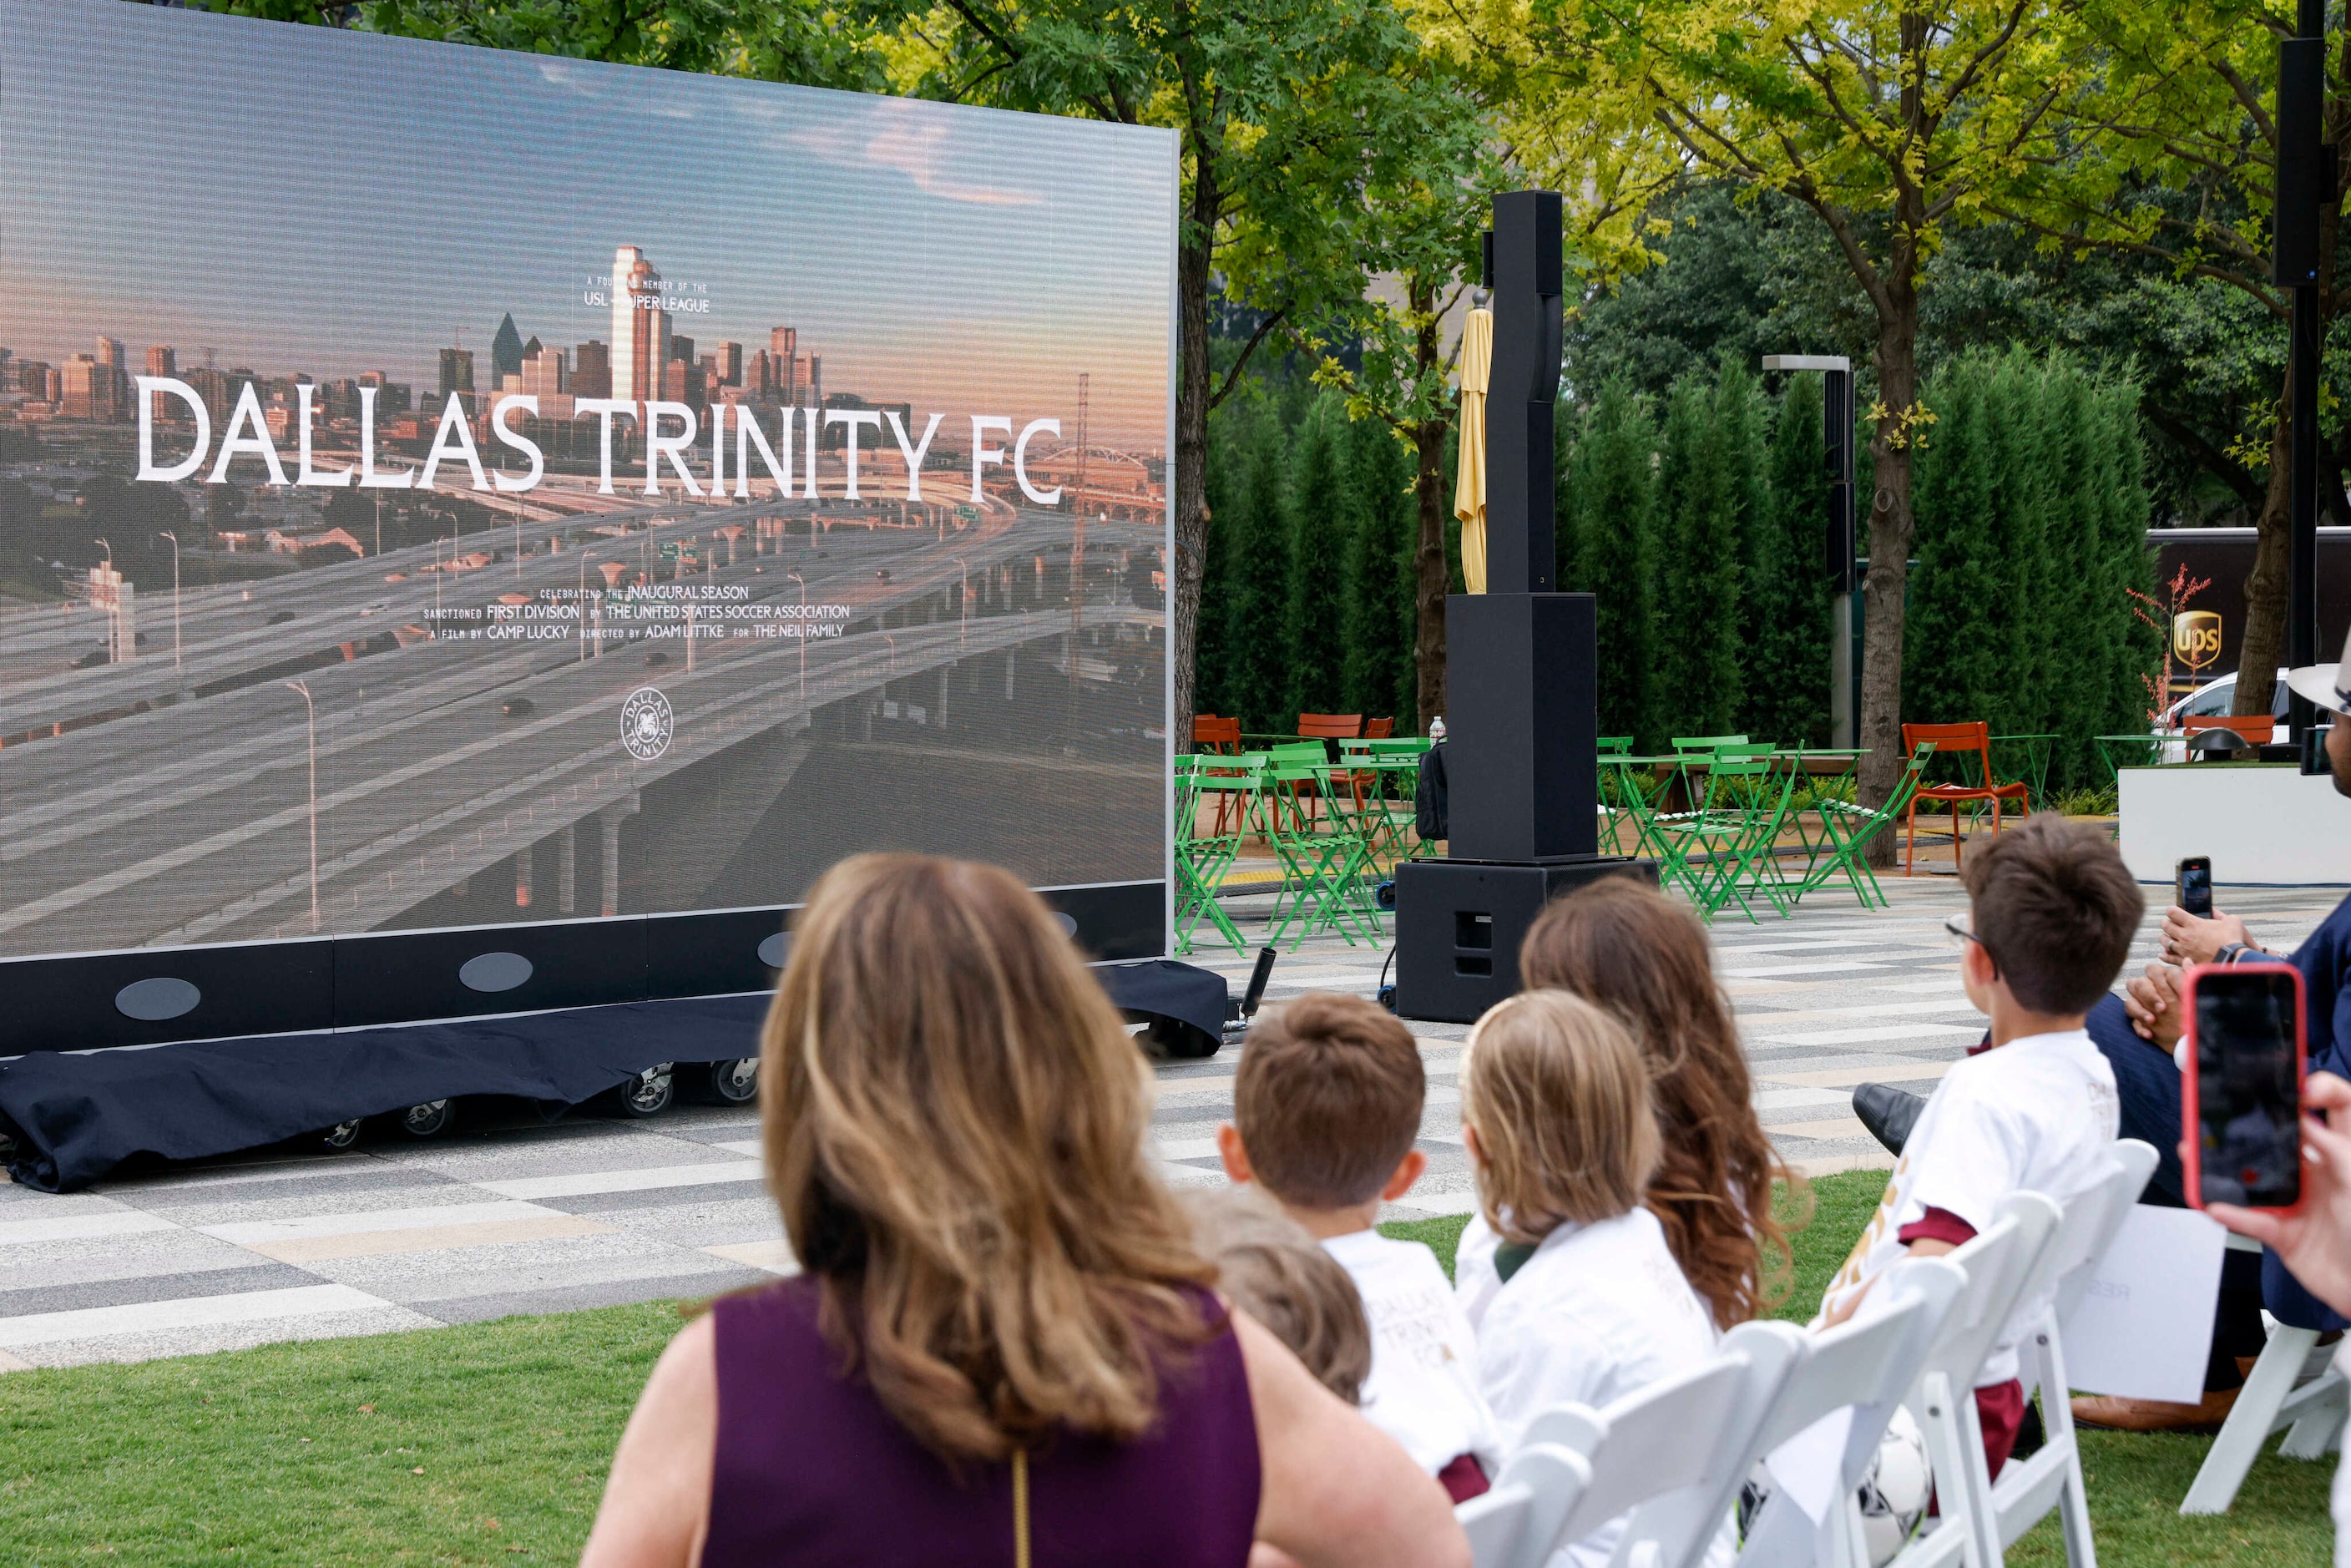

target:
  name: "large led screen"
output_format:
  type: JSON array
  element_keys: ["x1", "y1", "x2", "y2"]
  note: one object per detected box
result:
[{"x1": 0, "y1": 1, "x2": 1175, "y2": 962}]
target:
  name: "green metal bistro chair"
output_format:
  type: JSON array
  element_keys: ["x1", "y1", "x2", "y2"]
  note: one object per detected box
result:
[
  {"x1": 1662, "y1": 744, "x2": 1803, "y2": 922},
  {"x1": 1264, "y1": 757, "x2": 1382, "y2": 948},
  {"x1": 1604, "y1": 752, "x2": 1700, "y2": 873},
  {"x1": 1797, "y1": 743, "x2": 1936, "y2": 908},
  {"x1": 1670, "y1": 733, "x2": 1752, "y2": 753},
  {"x1": 1174, "y1": 756, "x2": 1249, "y2": 955},
  {"x1": 1337, "y1": 741, "x2": 1425, "y2": 872}
]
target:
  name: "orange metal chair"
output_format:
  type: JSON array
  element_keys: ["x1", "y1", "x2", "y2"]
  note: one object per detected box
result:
[
  {"x1": 1191, "y1": 716, "x2": 1251, "y2": 832},
  {"x1": 1192, "y1": 714, "x2": 1242, "y2": 754},
  {"x1": 1364, "y1": 717, "x2": 1396, "y2": 740},
  {"x1": 1900, "y1": 721, "x2": 2031, "y2": 873},
  {"x1": 1284, "y1": 716, "x2": 1363, "y2": 825}
]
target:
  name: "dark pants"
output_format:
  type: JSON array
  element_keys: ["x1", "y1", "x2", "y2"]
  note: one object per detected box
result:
[{"x1": 2086, "y1": 995, "x2": 2274, "y2": 1382}]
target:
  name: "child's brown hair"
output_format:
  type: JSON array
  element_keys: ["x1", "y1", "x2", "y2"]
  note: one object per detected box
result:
[
  {"x1": 1233, "y1": 992, "x2": 1425, "y2": 1209},
  {"x1": 1184, "y1": 1187, "x2": 1373, "y2": 1404},
  {"x1": 1519, "y1": 876, "x2": 1800, "y2": 1328},
  {"x1": 1961, "y1": 814, "x2": 2145, "y2": 1014}
]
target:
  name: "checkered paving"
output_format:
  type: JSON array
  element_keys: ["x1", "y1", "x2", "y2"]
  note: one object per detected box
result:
[{"x1": 0, "y1": 873, "x2": 2333, "y2": 1368}]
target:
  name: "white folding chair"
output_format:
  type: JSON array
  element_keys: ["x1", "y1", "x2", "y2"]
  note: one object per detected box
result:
[
  {"x1": 1734, "y1": 1257, "x2": 1968, "y2": 1568},
  {"x1": 2181, "y1": 1233, "x2": 2349, "y2": 1515},
  {"x1": 1979, "y1": 1142, "x2": 2158, "y2": 1568},
  {"x1": 1893, "y1": 1141, "x2": 2160, "y2": 1568},
  {"x1": 1461, "y1": 1443, "x2": 1595, "y2": 1568},
  {"x1": 1520, "y1": 1321, "x2": 1807, "y2": 1568},
  {"x1": 1880, "y1": 1192, "x2": 2063, "y2": 1568}
]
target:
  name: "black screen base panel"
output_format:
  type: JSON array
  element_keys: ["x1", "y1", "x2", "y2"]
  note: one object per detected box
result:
[
  {"x1": 0, "y1": 953, "x2": 1218, "y2": 1193},
  {"x1": 0, "y1": 879, "x2": 1166, "y2": 1055},
  {"x1": 1393, "y1": 856, "x2": 1656, "y2": 1023}
]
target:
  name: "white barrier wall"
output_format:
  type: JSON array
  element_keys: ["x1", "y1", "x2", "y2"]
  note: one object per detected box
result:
[{"x1": 2118, "y1": 765, "x2": 2351, "y2": 884}]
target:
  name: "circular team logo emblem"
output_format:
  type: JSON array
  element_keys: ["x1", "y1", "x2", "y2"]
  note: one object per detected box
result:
[{"x1": 620, "y1": 686, "x2": 674, "y2": 761}]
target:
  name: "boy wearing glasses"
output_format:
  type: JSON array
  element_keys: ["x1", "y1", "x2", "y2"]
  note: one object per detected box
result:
[{"x1": 1817, "y1": 815, "x2": 2141, "y2": 1478}]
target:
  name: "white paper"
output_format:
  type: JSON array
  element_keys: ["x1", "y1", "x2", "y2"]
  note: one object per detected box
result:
[
  {"x1": 1764, "y1": 1407, "x2": 1855, "y2": 1525},
  {"x1": 2059, "y1": 1204, "x2": 2228, "y2": 1404}
]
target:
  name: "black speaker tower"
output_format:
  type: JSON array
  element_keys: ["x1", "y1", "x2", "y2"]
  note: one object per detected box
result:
[
  {"x1": 2278, "y1": 2, "x2": 2333, "y2": 775},
  {"x1": 1393, "y1": 192, "x2": 1652, "y2": 1022}
]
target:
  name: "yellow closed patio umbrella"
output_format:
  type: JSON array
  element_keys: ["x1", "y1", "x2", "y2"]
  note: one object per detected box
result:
[{"x1": 1454, "y1": 305, "x2": 1492, "y2": 594}]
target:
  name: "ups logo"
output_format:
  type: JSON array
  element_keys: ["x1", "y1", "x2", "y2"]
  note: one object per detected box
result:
[{"x1": 2173, "y1": 610, "x2": 2223, "y2": 671}]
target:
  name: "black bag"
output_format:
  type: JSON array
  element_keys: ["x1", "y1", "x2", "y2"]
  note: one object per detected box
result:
[{"x1": 1416, "y1": 741, "x2": 1449, "y2": 842}]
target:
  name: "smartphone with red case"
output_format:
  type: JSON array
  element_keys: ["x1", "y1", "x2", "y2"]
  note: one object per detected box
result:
[{"x1": 2182, "y1": 961, "x2": 2307, "y2": 1213}]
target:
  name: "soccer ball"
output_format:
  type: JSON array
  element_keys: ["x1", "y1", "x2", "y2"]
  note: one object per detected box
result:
[
  {"x1": 1738, "y1": 1405, "x2": 1934, "y2": 1567},
  {"x1": 1858, "y1": 1406, "x2": 1934, "y2": 1565}
]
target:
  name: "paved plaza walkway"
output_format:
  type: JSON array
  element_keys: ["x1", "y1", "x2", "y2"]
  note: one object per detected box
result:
[{"x1": 0, "y1": 873, "x2": 2338, "y2": 1368}]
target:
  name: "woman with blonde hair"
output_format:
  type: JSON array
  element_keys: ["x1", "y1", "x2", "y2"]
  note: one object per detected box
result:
[{"x1": 582, "y1": 853, "x2": 1464, "y2": 1568}]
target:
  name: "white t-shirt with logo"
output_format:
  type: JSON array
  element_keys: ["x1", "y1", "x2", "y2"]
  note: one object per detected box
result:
[
  {"x1": 1814, "y1": 1028, "x2": 2120, "y2": 1386},
  {"x1": 1320, "y1": 1229, "x2": 1502, "y2": 1477}
]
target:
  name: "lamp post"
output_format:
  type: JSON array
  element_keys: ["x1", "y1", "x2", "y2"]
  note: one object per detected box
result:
[
  {"x1": 951, "y1": 555, "x2": 968, "y2": 647},
  {"x1": 1763, "y1": 354, "x2": 1856, "y2": 748},
  {"x1": 513, "y1": 500, "x2": 523, "y2": 582},
  {"x1": 158, "y1": 529, "x2": 182, "y2": 670},
  {"x1": 373, "y1": 493, "x2": 382, "y2": 561},
  {"x1": 787, "y1": 569, "x2": 807, "y2": 699},
  {"x1": 285, "y1": 678, "x2": 320, "y2": 933}
]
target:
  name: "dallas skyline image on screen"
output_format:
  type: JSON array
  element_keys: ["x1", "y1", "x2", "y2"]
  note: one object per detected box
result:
[{"x1": 0, "y1": 0, "x2": 1177, "y2": 961}]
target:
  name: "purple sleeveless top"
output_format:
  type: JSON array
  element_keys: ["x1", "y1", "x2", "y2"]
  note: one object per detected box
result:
[{"x1": 703, "y1": 1277, "x2": 1261, "y2": 1567}]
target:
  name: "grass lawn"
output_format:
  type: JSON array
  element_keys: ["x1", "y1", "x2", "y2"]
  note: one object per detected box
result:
[{"x1": 0, "y1": 1171, "x2": 2333, "y2": 1564}]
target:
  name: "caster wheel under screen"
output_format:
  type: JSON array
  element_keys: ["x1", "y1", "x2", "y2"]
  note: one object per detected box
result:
[
  {"x1": 618, "y1": 1065, "x2": 675, "y2": 1118},
  {"x1": 320, "y1": 1119, "x2": 364, "y2": 1150},
  {"x1": 705, "y1": 1058, "x2": 759, "y2": 1105},
  {"x1": 401, "y1": 1100, "x2": 454, "y2": 1139}
]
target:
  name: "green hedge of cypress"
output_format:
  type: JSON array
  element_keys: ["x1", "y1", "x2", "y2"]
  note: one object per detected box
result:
[{"x1": 1193, "y1": 357, "x2": 2154, "y2": 767}]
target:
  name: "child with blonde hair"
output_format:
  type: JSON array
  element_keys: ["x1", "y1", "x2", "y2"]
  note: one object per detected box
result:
[{"x1": 1461, "y1": 989, "x2": 1729, "y2": 1568}]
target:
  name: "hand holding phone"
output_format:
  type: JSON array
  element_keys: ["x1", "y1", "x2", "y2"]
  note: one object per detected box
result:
[
  {"x1": 2205, "y1": 1072, "x2": 2351, "y2": 1318},
  {"x1": 2183, "y1": 962, "x2": 2306, "y2": 1214},
  {"x1": 2176, "y1": 856, "x2": 2213, "y2": 918}
]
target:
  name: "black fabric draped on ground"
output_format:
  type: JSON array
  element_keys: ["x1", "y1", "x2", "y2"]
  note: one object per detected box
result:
[{"x1": 0, "y1": 959, "x2": 1230, "y2": 1193}]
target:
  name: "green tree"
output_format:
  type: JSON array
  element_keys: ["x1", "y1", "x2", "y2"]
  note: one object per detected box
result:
[
  {"x1": 1653, "y1": 371, "x2": 1744, "y2": 736},
  {"x1": 1342, "y1": 412, "x2": 1418, "y2": 728},
  {"x1": 1714, "y1": 362, "x2": 1771, "y2": 735},
  {"x1": 1982, "y1": 350, "x2": 2051, "y2": 737},
  {"x1": 1227, "y1": 413, "x2": 1296, "y2": 732},
  {"x1": 1993, "y1": 1, "x2": 2351, "y2": 721},
  {"x1": 1906, "y1": 353, "x2": 2001, "y2": 728},
  {"x1": 1287, "y1": 400, "x2": 1350, "y2": 717},
  {"x1": 1567, "y1": 378, "x2": 1661, "y2": 746},
  {"x1": 209, "y1": 0, "x2": 890, "y2": 90},
  {"x1": 1461, "y1": 0, "x2": 2073, "y2": 847},
  {"x1": 1196, "y1": 400, "x2": 1249, "y2": 720},
  {"x1": 866, "y1": 0, "x2": 1483, "y2": 745}
]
